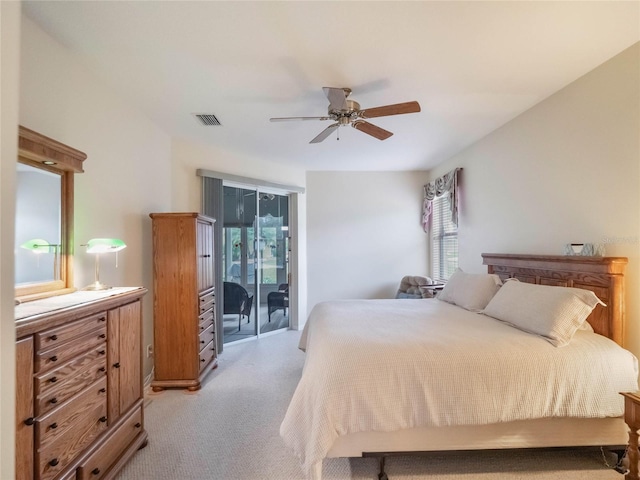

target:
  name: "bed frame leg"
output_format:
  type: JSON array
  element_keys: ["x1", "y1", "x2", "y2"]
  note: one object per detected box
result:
[
  {"x1": 377, "y1": 456, "x2": 388, "y2": 480},
  {"x1": 609, "y1": 448, "x2": 629, "y2": 475}
]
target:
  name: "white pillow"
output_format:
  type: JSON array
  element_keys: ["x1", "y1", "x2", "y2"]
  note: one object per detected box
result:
[
  {"x1": 482, "y1": 281, "x2": 605, "y2": 347},
  {"x1": 437, "y1": 269, "x2": 502, "y2": 312}
]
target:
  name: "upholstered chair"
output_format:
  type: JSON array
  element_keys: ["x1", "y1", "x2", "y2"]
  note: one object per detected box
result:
[{"x1": 395, "y1": 275, "x2": 434, "y2": 299}]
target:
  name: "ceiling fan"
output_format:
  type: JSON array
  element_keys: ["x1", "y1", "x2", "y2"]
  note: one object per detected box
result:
[{"x1": 269, "y1": 87, "x2": 421, "y2": 143}]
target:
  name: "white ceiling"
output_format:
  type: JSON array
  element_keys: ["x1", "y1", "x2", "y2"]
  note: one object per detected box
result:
[{"x1": 22, "y1": 1, "x2": 640, "y2": 171}]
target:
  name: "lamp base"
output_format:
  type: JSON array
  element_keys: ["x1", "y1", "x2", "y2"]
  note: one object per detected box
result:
[{"x1": 83, "y1": 281, "x2": 112, "y2": 291}]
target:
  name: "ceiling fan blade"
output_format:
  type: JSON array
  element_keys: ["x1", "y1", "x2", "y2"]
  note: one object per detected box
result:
[
  {"x1": 310, "y1": 123, "x2": 339, "y2": 143},
  {"x1": 358, "y1": 101, "x2": 421, "y2": 119},
  {"x1": 270, "y1": 116, "x2": 330, "y2": 122},
  {"x1": 323, "y1": 87, "x2": 348, "y2": 111},
  {"x1": 352, "y1": 120, "x2": 393, "y2": 140}
]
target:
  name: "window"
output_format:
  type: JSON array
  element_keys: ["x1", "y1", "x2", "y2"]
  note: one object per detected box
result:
[{"x1": 431, "y1": 194, "x2": 458, "y2": 281}]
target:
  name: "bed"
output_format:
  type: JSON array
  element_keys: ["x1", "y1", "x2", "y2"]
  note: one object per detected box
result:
[{"x1": 280, "y1": 254, "x2": 638, "y2": 480}]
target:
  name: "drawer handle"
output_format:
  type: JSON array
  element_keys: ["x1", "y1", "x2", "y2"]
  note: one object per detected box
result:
[
  {"x1": 98, "y1": 350, "x2": 106, "y2": 355},
  {"x1": 113, "y1": 362, "x2": 121, "y2": 369},
  {"x1": 49, "y1": 334, "x2": 58, "y2": 341},
  {"x1": 99, "y1": 388, "x2": 106, "y2": 394},
  {"x1": 200, "y1": 340, "x2": 205, "y2": 344},
  {"x1": 49, "y1": 397, "x2": 58, "y2": 405},
  {"x1": 99, "y1": 416, "x2": 107, "y2": 423},
  {"x1": 201, "y1": 358, "x2": 206, "y2": 363},
  {"x1": 24, "y1": 417, "x2": 35, "y2": 426},
  {"x1": 135, "y1": 422, "x2": 141, "y2": 428},
  {"x1": 92, "y1": 468, "x2": 101, "y2": 475},
  {"x1": 49, "y1": 459, "x2": 59, "y2": 467},
  {"x1": 99, "y1": 316, "x2": 106, "y2": 322},
  {"x1": 98, "y1": 367, "x2": 106, "y2": 373},
  {"x1": 200, "y1": 326, "x2": 204, "y2": 330},
  {"x1": 49, "y1": 376, "x2": 58, "y2": 383},
  {"x1": 99, "y1": 333, "x2": 106, "y2": 339},
  {"x1": 49, "y1": 422, "x2": 58, "y2": 430},
  {"x1": 49, "y1": 355, "x2": 58, "y2": 362}
]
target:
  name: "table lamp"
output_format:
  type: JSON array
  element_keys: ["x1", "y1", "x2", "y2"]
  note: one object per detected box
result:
[{"x1": 83, "y1": 238, "x2": 126, "y2": 290}]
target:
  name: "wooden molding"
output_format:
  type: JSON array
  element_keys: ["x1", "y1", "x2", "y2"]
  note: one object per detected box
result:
[{"x1": 18, "y1": 126, "x2": 86, "y2": 173}]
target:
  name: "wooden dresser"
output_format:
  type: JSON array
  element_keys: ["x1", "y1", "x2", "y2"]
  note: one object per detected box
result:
[
  {"x1": 149, "y1": 213, "x2": 217, "y2": 392},
  {"x1": 15, "y1": 287, "x2": 147, "y2": 480}
]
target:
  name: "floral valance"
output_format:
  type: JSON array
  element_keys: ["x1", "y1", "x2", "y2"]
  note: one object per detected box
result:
[{"x1": 422, "y1": 168, "x2": 462, "y2": 232}]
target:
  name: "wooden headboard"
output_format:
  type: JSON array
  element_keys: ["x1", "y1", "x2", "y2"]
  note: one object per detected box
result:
[{"x1": 482, "y1": 253, "x2": 627, "y2": 346}]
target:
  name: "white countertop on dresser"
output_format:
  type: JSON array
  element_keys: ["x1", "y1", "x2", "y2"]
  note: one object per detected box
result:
[{"x1": 15, "y1": 286, "x2": 143, "y2": 320}]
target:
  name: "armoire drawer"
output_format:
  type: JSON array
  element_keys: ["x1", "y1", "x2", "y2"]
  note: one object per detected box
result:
[
  {"x1": 77, "y1": 405, "x2": 143, "y2": 480},
  {"x1": 199, "y1": 340, "x2": 215, "y2": 373},
  {"x1": 35, "y1": 348, "x2": 107, "y2": 416},
  {"x1": 198, "y1": 310, "x2": 214, "y2": 333},
  {"x1": 198, "y1": 323, "x2": 215, "y2": 349},
  {"x1": 199, "y1": 289, "x2": 215, "y2": 314},
  {"x1": 36, "y1": 328, "x2": 107, "y2": 374},
  {"x1": 36, "y1": 313, "x2": 107, "y2": 352}
]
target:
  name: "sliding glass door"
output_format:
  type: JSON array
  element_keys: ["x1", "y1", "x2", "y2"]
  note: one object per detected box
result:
[
  {"x1": 257, "y1": 192, "x2": 289, "y2": 334},
  {"x1": 221, "y1": 186, "x2": 289, "y2": 344}
]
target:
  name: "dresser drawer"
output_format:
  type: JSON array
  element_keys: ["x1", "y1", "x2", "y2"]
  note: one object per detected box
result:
[
  {"x1": 36, "y1": 378, "x2": 108, "y2": 480},
  {"x1": 57, "y1": 468, "x2": 77, "y2": 480},
  {"x1": 36, "y1": 313, "x2": 107, "y2": 352},
  {"x1": 36, "y1": 327, "x2": 107, "y2": 374},
  {"x1": 198, "y1": 323, "x2": 215, "y2": 350},
  {"x1": 199, "y1": 340, "x2": 215, "y2": 373},
  {"x1": 77, "y1": 406, "x2": 143, "y2": 480},
  {"x1": 35, "y1": 347, "x2": 107, "y2": 416}
]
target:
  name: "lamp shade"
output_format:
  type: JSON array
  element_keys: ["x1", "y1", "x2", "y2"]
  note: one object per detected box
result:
[
  {"x1": 20, "y1": 238, "x2": 54, "y2": 254},
  {"x1": 85, "y1": 238, "x2": 126, "y2": 254}
]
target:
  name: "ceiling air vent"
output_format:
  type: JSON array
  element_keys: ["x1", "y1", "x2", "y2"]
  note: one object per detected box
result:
[{"x1": 193, "y1": 113, "x2": 222, "y2": 126}]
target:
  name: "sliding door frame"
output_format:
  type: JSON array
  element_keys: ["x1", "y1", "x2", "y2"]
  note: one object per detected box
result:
[{"x1": 199, "y1": 170, "x2": 304, "y2": 352}]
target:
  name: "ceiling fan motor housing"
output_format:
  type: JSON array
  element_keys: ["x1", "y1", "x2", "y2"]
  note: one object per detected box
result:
[{"x1": 329, "y1": 99, "x2": 360, "y2": 119}]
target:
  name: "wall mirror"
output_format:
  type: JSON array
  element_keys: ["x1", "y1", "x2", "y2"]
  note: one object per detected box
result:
[{"x1": 16, "y1": 126, "x2": 86, "y2": 301}]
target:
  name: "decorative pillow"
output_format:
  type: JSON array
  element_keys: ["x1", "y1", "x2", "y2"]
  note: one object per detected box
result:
[
  {"x1": 481, "y1": 281, "x2": 605, "y2": 347},
  {"x1": 436, "y1": 269, "x2": 502, "y2": 312}
]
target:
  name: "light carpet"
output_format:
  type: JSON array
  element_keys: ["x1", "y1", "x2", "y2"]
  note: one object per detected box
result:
[{"x1": 115, "y1": 330, "x2": 622, "y2": 480}]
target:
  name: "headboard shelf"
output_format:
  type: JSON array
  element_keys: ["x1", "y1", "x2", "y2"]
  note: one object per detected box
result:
[{"x1": 482, "y1": 253, "x2": 627, "y2": 346}]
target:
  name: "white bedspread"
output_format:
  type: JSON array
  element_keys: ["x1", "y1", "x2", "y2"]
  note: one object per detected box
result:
[{"x1": 281, "y1": 299, "x2": 639, "y2": 474}]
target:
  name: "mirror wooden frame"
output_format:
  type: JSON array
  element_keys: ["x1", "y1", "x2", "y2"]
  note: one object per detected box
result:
[{"x1": 16, "y1": 126, "x2": 86, "y2": 301}]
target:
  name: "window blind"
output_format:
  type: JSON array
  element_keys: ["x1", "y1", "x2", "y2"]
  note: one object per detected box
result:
[{"x1": 431, "y1": 194, "x2": 458, "y2": 281}]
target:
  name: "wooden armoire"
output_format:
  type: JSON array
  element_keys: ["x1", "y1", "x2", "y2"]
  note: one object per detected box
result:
[{"x1": 149, "y1": 213, "x2": 217, "y2": 391}]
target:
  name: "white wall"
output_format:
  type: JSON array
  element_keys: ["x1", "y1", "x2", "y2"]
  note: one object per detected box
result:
[
  {"x1": 1, "y1": 2, "x2": 21, "y2": 477},
  {"x1": 19, "y1": 16, "x2": 173, "y2": 377},
  {"x1": 170, "y1": 138, "x2": 306, "y2": 211},
  {"x1": 431, "y1": 43, "x2": 640, "y2": 356},
  {"x1": 306, "y1": 171, "x2": 429, "y2": 313}
]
